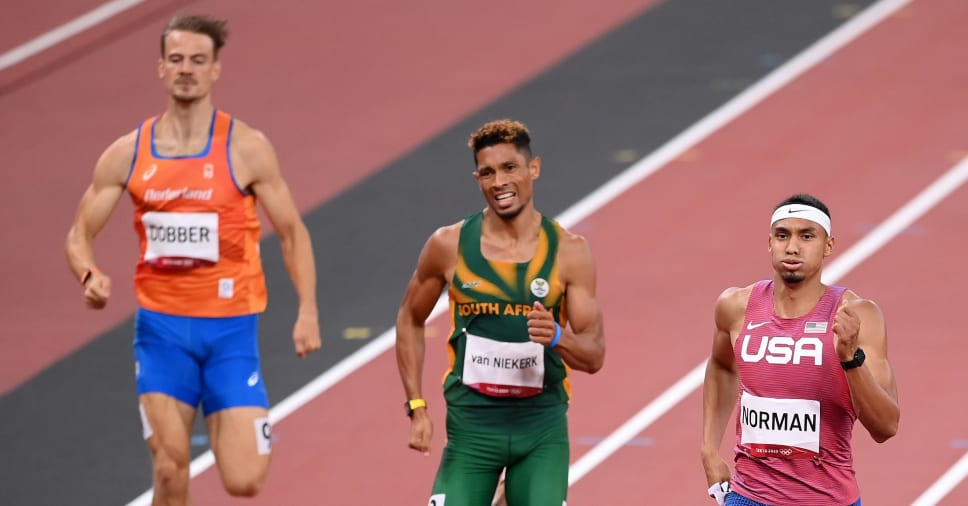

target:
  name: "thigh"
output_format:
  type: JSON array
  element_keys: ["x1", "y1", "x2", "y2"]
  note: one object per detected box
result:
[
  {"x1": 430, "y1": 427, "x2": 507, "y2": 506},
  {"x1": 205, "y1": 406, "x2": 271, "y2": 485},
  {"x1": 134, "y1": 308, "x2": 202, "y2": 407},
  {"x1": 139, "y1": 392, "x2": 197, "y2": 462},
  {"x1": 504, "y1": 418, "x2": 569, "y2": 506},
  {"x1": 197, "y1": 315, "x2": 270, "y2": 485},
  {"x1": 197, "y1": 313, "x2": 268, "y2": 416}
]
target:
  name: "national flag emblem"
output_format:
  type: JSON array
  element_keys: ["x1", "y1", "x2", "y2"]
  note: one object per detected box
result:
[{"x1": 804, "y1": 321, "x2": 828, "y2": 334}]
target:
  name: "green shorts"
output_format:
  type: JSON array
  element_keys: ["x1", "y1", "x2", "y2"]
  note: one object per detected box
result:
[{"x1": 429, "y1": 413, "x2": 569, "y2": 506}]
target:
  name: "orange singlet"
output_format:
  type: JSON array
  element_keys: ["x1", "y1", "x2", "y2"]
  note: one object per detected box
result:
[{"x1": 125, "y1": 110, "x2": 267, "y2": 317}]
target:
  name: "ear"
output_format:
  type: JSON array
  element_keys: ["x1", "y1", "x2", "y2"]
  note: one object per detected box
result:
[
  {"x1": 529, "y1": 155, "x2": 541, "y2": 181},
  {"x1": 824, "y1": 235, "x2": 835, "y2": 257},
  {"x1": 766, "y1": 231, "x2": 773, "y2": 252},
  {"x1": 212, "y1": 60, "x2": 222, "y2": 82},
  {"x1": 157, "y1": 58, "x2": 165, "y2": 79}
]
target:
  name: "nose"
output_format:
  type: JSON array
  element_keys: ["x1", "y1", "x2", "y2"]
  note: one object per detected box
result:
[{"x1": 492, "y1": 170, "x2": 510, "y2": 188}]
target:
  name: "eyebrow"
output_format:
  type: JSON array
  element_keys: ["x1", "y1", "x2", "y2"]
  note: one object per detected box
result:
[
  {"x1": 166, "y1": 51, "x2": 211, "y2": 58},
  {"x1": 772, "y1": 225, "x2": 819, "y2": 234},
  {"x1": 477, "y1": 159, "x2": 517, "y2": 171}
]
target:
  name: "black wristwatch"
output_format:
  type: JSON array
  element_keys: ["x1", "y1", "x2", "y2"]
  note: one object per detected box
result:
[
  {"x1": 405, "y1": 398, "x2": 427, "y2": 417},
  {"x1": 840, "y1": 347, "x2": 866, "y2": 370}
]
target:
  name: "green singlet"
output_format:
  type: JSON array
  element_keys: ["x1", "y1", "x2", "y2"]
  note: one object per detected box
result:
[{"x1": 430, "y1": 212, "x2": 571, "y2": 506}]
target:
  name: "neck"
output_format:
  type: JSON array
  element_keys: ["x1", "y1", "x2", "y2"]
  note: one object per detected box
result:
[
  {"x1": 482, "y1": 207, "x2": 541, "y2": 241},
  {"x1": 772, "y1": 276, "x2": 826, "y2": 318},
  {"x1": 160, "y1": 98, "x2": 214, "y2": 143}
]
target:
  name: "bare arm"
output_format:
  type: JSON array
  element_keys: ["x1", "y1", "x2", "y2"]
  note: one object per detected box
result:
[
  {"x1": 701, "y1": 287, "x2": 745, "y2": 489},
  {"x1": 64, "y1": 133, "x2": 134, "y2": 308},
  {"x1": 541, "y1": 233, "x2": 605, "y2": 373},
  {"x1": 395, "y1": 224, "x2": 456, "y2": 454},
  {"x1": 232, "y1": 122, "x2": 320, "y2": 357},
  {"x1": 835, "y1": 295, "x2": 899, "y2": 442}
]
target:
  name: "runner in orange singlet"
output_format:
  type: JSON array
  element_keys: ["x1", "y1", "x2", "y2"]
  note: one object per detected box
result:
[{"x1": 65, "y1": 14, "x2": 321, "y2": 504}]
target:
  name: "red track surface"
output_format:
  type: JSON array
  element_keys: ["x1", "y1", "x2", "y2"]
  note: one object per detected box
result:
[
  {"x1": 0, "y1": 0, "x2": 659, "y2": 394},
  {"x1": 0, "y1": 0, "x2": 105, "y2": 50},
  {"x1": 187, "y1": 0, "x2": 968, "y2": 504},
  {"x1": 5, "y1": 0, "x2": 966, "y2": 504}
]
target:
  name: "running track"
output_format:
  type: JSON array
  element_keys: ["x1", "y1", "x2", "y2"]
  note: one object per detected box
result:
[{"x1": 1, "y1": 0, "x2": 966, "y2": 505}]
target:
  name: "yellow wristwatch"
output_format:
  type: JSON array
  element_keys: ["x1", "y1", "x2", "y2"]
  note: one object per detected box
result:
[{"x1": 405, "y1": 398, "x2": 427, "y2": 417}]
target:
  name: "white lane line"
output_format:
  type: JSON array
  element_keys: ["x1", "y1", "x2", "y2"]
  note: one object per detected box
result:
[
  {"x1": 128, "y1": 0, "x2": 915, "y2": 503},
  {"x1": 568, "y1": 154, "x2": 968, "y2": 488},
  {"x1": 0, "y1": 0, "x2": 145, "y2": 72},
  {"x1": 912, "y1": 450, "x2": 968, "y2": 506},
  {"x1": 568, "y1": 363, "x2": 707, "y2": 486},
  {"x1": 822, "y1": 155, "x2": 968, "y2": 284}
]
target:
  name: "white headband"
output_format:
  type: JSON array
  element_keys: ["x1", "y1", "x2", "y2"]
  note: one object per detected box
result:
[{"x1": 770, "y1": 204, "x2": 831, "y2": 236}]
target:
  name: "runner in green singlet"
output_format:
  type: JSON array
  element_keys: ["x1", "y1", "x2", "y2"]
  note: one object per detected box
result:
[{"x1": 395, "y1": 119, "x2": 606, "y2": 506}]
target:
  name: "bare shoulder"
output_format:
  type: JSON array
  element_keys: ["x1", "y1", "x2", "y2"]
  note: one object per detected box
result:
[
  {"x1": 426, "y1": 221, "x2": 462, "y2": 257},
  {"x1": 841, "y1": 289, "x2": 885, "y2": 321},
  {"x1": 229, "y1": 119, "x2": 276, "y2": 160},
  {"x1": 716, "y1": 285, "x2": 753, "y2": 307},
  {"x1": 714, "y1": 284, "x2": 753, "y2": 329},
  {"x1": 416, "y1": 221, "x2": 463, "y2": 279},
  {"x1": 230, "y1": 118, "x2": 271, "y2": 146},
  {"x1": 228, "y1": 119, "x2": 279, "y2": 186},
  {"x1": 109, "y1": 129, "x2": 140, "y2": 155},
  {"x1": 97, "y1": 129, "x2": 139, "y2": 184},
  {"x1": 556, "y1": 226, "x2": 594, "y2": 264}
]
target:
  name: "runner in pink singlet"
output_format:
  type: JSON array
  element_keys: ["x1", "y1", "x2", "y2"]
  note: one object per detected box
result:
[{"x1": 701, "y1": 194, "x2": 899, "y2": 505}]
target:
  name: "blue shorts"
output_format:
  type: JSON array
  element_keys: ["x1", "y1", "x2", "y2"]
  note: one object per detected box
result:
[
  {"x1": 725, "y1": 491, "x2": 861, "y2": 506},
  {"x1": 133, "y1": 307, "x2": 269, "y2": 416}
]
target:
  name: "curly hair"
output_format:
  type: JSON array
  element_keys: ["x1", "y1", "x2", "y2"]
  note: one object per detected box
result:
[{"x1": 468, "y1": 119, "x2": 532, "y2": 159}]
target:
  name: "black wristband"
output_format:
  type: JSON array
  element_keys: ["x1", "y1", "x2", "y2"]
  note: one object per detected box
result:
[{"x1": 840, "y1": 347, "x2": 866, "y2": 370}]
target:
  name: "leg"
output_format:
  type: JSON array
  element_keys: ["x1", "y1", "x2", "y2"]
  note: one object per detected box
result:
[
  {"x1": 504, "y1": 418, "x2": 569, "y2": 506},
  {"x1": 133, "y1": 308, "x2": 204, "y2": 506},
  {"x1": 205, "y1": 407, "x2": 271, "y2": 497},
  {"x1": 491, "y1": 468, "x2": 508, "y2": 506},
  {"x1": 430, "y1": 423, "x2": 507, "y2": 506},
  {"x1": 140, "y1": 393, "x2": 197, "y2": 506},
  {"x1": 198, "y1": 313, "x2": 270, "y2": 497}
]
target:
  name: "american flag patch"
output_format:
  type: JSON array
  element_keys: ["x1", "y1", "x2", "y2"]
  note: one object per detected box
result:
[{"x1": 804, "y1": 321, "x2": 828, "y2": 334}]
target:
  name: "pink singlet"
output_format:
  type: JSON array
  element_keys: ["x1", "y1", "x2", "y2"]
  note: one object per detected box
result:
[{"x1": 731, "y1": 280, "x2": 859, "y2": 505}]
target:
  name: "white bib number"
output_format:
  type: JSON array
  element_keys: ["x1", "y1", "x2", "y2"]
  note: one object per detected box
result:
[
  {"x1": 740, "y1": 391, "x2": 820, "y2": 459},
  {"x1": 462, "y1": 333, "x2": 544, "y2": 398},
  {"x1": 142, "y1": 211, "x2": 219, "y2": 269}
]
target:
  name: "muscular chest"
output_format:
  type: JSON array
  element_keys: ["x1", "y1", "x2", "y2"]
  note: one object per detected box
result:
[{"x1": 733, "y1": 323, "x2": 844, "y2": 400}]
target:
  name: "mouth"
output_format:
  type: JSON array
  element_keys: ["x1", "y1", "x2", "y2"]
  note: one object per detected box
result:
[
  {"x1": 781, "y1": 259, "x2": 803, "y2": 270},
  {"x1": 494, "y1": 191, "x2": 516, "y2": 209}
]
